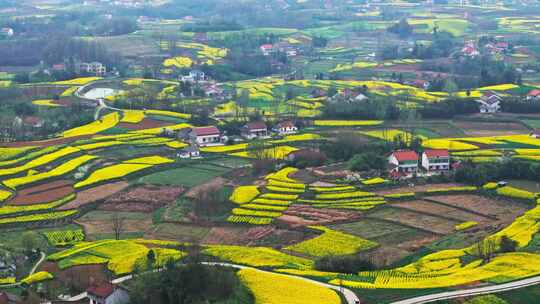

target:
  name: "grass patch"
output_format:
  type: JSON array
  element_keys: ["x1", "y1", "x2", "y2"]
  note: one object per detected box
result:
[{"x1": 137, "y1": 164, "x2": 230, "y2": 187}]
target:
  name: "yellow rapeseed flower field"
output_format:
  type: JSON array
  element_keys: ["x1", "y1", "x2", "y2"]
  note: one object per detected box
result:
[
  {"x1": 455, "y1": 221, "x2": 478, "y2": 231},
  {"x1": 20, "y1": 271, "x2": 53, "y2": 285},
  {"x1": 285, "y1": 226, "x2": 378, "y2": 257},
  {"x1": 163, "y1": 56, "x2": 193, "y2": 68},
  {"x1": 314, "y1": 120, "x2": 383, "y2": 127},
  {"x1": 53, "y1": 77, "x2": 101, "y2": 85},
  {"x1": 0, "y1": 146, "x2": 81, "y2": 178},
  {"x1": 203, "y1": 245, "x2": 313, "y2": 268},
  {"x1": 3, "y1": 155, "x2": 97, "y2": 189},
  {"x1": 121, "y1": 110, "x2": 145, "y2": 123},
  {"x1": 62, "y1": 112, "x2": 119, "y2": 138},
  {"x1": 75, "y1": 163, "x2": 153, "y2": 188},
  {"x1": 238, "y1": 268, "x2": 340, "y2": 304},
  {"x1": 32, "y1": 99, "x2": 64, "y2": 107},
  {"x1": 229, "y1": 185, "x2": 260, "y2": 204}
]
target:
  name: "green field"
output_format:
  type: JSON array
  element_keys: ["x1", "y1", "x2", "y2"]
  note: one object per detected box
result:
[{"x1": 137, "y1": 164, "x2": 231, "y2": 187}]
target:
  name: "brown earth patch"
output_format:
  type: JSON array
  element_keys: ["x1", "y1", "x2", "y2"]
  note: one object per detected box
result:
[
  {"x1": 202, "y1": 226, "x2": 274, "y2": 245},
  {"x1": 0, "y1": 135, "x2": 93, "y2": 148},
  {"x1": 9, "y1": 180, "x2": 74, "y2": 206},
  {"x1": 185, "y1": 177, "x2": 228, "y2": 199},
  {"x1": 428, "y1": 194, "x2": 528, "y2": 222},
  {"x1": 278, "y1": 205, "x2": 361, "y2": 228},
  {"x1": 40, "y1": 261, "x2": 109, "y2": 293},
  {"x1": 77, "y1": 217, "x2": 152, "y2": 235},
  {"x1": 58, "y1": 181, "x2": 129, "y2": 210},
  {"x1": 453, "y1": 121, "x2": 529, "y2": 137},
  {"x1": 374, "y1": 183, "x2": 463, "y2": 195},
  {"x1": 368, "y1": 207, "x2": 459, "y2": 235},
  {"x1": 392, "y1": 200, "x2": 491, "y2": 224},
  {"x1": 99, "y1": 185, "x2": 184, "y2": 212}
]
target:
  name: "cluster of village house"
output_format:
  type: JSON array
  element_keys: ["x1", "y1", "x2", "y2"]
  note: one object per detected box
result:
[
  {"x1": 388, "y1": 149, "x2": 453, "y2": 178},
  {"x1": 174, "y1": 120, "x2": 298, "y2": 159}
]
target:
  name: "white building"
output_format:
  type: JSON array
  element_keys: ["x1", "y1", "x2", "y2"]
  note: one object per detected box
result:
[
  {"x1": 87, "y1": 282, "x2": 129, "y2": 304},
  {"x1": 0, "y1": 28, "x2": 14, "y2": 37},
  {"x1": 190, "y1": 126, "x2": 222, "y2": 146},
  {"x1": 78, "y1": 62, "x2": 107, "y2": 76},
  {"x1": 477, "y1": 91, "x2": 502, "y2": 113},
  {"x1": 274, "y1": 121, "x2": 297, "y2": 135},
  {"x1": 388, "y1": 150, "x2": 419, "y2": 177},
  {"x1": 241, "y1": 121, "x2": 268, "y2": 139},
  {"x1": 421, "y1": 149, "x2": 450, "y2": 172},
  {"x1": 178, "y1": 146, "x2": 201, "y2": 159}
]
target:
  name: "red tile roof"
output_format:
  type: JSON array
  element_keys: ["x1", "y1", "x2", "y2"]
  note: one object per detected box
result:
[
  {"x1": 424, "y1": 149, "x2": 449, "y2": 158},
  {"x1": 278, "y1": 121, "x2": 295, "y2": 128},
  {"x1": 87, "y1": 282, "x2": 115, "y2": 298},
  {"x1": 392, "y1": 150, "x2": 418, "y2": 162},
  {"x1": 193, "y1": 126, "x2": 220, "y2": 136},
  {"x1": 529, "y1": 89, "x2": 540, "y2": 97},
  {"x1": 246, "y1": 121, "x2": 267, "y2": 130}
]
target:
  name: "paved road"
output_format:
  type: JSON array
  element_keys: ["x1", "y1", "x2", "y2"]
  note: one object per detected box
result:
[
  {"x1": 390, "y1": 275, "x2": 540, "y2": 304},
  {"x1": 29, "y1": 252, "x2": 46, "y2": 276}
]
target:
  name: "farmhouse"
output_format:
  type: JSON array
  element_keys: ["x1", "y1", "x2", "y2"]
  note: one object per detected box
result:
[
  {"x1": 190, "y1": 126, "x2": 223, "y2": 146},
  {"x1": 241, "y1": 121, "x2": 269, "y2": 139},
  {"x1": 461, "y1": 41, "x2": 479, "y2": 57},
  {"x1": 178, "y1": 146, "x2": 201, "y2": 159},
  {"x1": 527, "y1": 89, "x2": 540, "y2": 100},
  {"x1": 78, "y1": 62, "x2": 107, "y2": 76},
  {"x1": 87, "y1": 282, "x2": 129, "y2": 304},
  {"x1": 274, "y1": 121, "x2": 298, "y2": 135},
  {"x1": 260, "y1": 44, "x2": 274, "y2": 56},
  {"x1": 388, "y1": 150, "x2": 419, "y2": 176},
  {"x1": 0, "y1": 28, "x2": 14, "y2": 37},
  {"x1": 477, "y1": 91, "x2": 502, "y2": 113},
  {"x1": 421, "y1": 149, "x2": 450, "y2": 172}
]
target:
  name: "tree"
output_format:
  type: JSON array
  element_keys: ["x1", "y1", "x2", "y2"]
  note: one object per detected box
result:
[
  {"x1": 387, "y1": 19, "x2": 413, "y2": 38},
  {"x1": 21, "y1": 231, "x2": 39, "y2": 252},
  {"x1": 112, "y1": 213, "x2": 125, "y2": 240},
  {"x1": 474, "y1": 239, "x2": 496, "y2": 262},
  {"x1": 147, "y1": 249, "x2": 156, "y2": 270},
  {"x1": 499, "y1": 236, "x2": 518, "y2": 253}
]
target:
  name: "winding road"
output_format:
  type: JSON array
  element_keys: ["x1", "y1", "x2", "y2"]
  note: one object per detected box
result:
[{"x1": 389, "y1": 275, "x2": 540, "y2": 304}]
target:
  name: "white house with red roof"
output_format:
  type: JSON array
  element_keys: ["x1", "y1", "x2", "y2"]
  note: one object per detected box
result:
[
  {"x1": 189, "y1": 126, "x2": 223, "y2": 146},
  {"x1": 260, "y1": 44, "x2": 274, "y2": 56},
  {"x1": 528, "y1": 89, "x2": 540, "y2": 100},
  {"x1": 242, "y1": 121, "x2": 268, "y2": 139},
  {"x1": 422, "y1": 149, "x2": 450, "y2": 172},
  {"x1": 274, "y1": 121, "x2": 297, "y2": 135},
  {"x1": 477, "y1": 91, "x2": 502, "y2": 113},
  {"x1": 388, "y1": 150, "x2": 419, "y2": 176},
  {"x1": 87, "y1": 282, "x2": 129, "y2": 304}
]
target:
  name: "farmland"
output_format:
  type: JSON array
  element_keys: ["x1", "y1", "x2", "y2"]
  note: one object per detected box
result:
[{"x1": 5, "y1": 0, "x2": 540, "y2": 303}]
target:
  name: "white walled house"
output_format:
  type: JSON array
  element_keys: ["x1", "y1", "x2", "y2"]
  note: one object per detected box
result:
[
  {"x1": 274, "y1": 121, "x2": 297, "y2": 135},
  {"x1": 388, "y1": 150, "x2": 419, "y2": 176},
  {"x1": 422, "y1": 149, "x2": 450, "y2": 172},
  {"x1": 178, "y1": 146, "x2": 201, "y2": 159},
  {"x1": 190, "y1": 126, "x2": 222, "y2": 146},
  {"x1": 476, "y1": 91, "x2": 502, "y2": 114},
  {"x1": 241, "y1": 121, "x2": 268, "y2": 139},
  {"x1": 87, "y1": 283, "x2": 129, "y2": 304}
]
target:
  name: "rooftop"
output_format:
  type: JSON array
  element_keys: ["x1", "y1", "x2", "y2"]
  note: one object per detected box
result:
[{"x1": 392, "y1": 150, "x2": 419, "y2": 162}]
